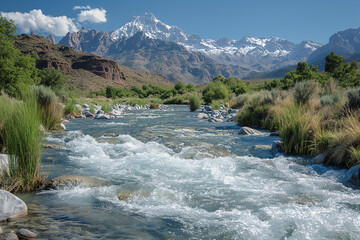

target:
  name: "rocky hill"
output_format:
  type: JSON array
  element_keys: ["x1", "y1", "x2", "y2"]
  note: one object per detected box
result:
[
  {"x1": 14, "y1": 34, "x2": 172, "y2": 90},
  {"x1": 308, "y1": 27, "x2": 360, "y2": 69}
]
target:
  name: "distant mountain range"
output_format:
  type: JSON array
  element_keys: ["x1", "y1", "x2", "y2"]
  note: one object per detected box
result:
[{"x1": 58, "y1": 13, "x2": 360, "y2": 83}]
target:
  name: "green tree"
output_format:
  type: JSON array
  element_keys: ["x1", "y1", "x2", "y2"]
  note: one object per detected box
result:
[
  {"x1": 325, "y1": 51, "x2": 344, "y2": 74},
  {"x1": 0, "y1": 15, "x2": 38, "y2": 98}
]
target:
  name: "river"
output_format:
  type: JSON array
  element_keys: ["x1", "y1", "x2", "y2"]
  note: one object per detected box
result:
[{"x1": 10, "y1": 105, "x2": 360, "y2": 239}]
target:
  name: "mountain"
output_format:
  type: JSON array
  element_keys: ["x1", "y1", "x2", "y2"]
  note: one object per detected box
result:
[
  {"x1": 59, "y1": 13, "x2": 323, "y2": 83},
  {"x1": 308, "y1": 27, "x2": 360, "y2": 69},
  {"x1": 109, "y1": 13, "x2": 323, "y2": 71},
  {"x1": 60, "y1": 29, "x2": 251, "y2": 84},
  {"x1": 15, "y1": 34, "x2": 172, "y2": 90}
]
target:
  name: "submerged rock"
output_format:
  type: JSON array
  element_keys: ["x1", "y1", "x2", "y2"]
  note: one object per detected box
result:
[
  {"x1": 16, "y1": 229, "x2": 37, "y2": 239},
  {"x1": 239, "y1": 127, "x2": 262, "y2": 135},
  {"x1": 0, "y1": 233, "x2": 18, "y2": 240},
  {"x1": 195, "y1": 113, "x2": 209, "y2": 119},
  {"x1": 0, "y1": 190, "x2": 28, "y2": 222},
  {"x1": 271, "y1": 140, "x2": 283, "y2": 155},
  {"x1": 117, "y1": 190, "x2": 150, "y2": 202},
  {"x1": 311, "y1": 154, "x2": 324, "y2": 165},
  {"x1": 43, "y1": 144, "x2": 63, "y2": 149},
  {"x1": 252, "y1": 145, "x2": 272, "y2": 151},
  {"x1": 47, "y1": 175, "x2": 102, "y2": 189},
  {"x1": 347, "y1": 165, "x2": 360, "y2": 186}
]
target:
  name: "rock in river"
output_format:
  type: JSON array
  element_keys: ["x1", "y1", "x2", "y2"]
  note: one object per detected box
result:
[
  {"x1": 47, "y1": 175, "x2": 102, "y2": 189},
  {"x1": 16, "y1": 229, "x2": 37, "y2": 239},
  {"x1": 0, "y1": 233, "x2": 19, "y2": 240},
  {"x1": 239, "y1": 127, "x2": 262, "y2": 135},
  {"x1": 0, "y1": 190, "x2": 28, "y2": 222}
]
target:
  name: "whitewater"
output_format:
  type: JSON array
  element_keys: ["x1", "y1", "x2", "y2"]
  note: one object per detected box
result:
[{"x1": 12, "y1": 105, "x2": 360, "y2": 239}]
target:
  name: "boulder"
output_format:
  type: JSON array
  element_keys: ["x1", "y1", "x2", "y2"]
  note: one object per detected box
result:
[
  {"x1": 208, "y1": 117, "x2": 223, "y2": 123},
  {"x1": 84, "y1": 112, "x2": 95, "y2": 118},
  {"x1": 239, "y1": 127, "x2": 262, "y2": 135},
  {"x1": 109, "y1": 109, "x2": 123, "y2": 117},
  {"x1": 0, "y1": 154, "x2": 9, "y2": 176},
  {"x1": 16, "y1": 229, "x2": 37, "y2": 239},
  {"x1": 82, "y1": 104, "x2": 89, "y2": 109},
  {"x1": 94, "y1": 114, "x2": 110, "y2": 120},
  {"x1": 0, "y1": 233, "x2": 18, "y2": 240},
  {"x1": 0, "y1": 226, "x2": 3, "y2": 235},
  {"x1": 0, "y1": 190, "x2": 28, "y2": 222},
  {"x1": 311, "y1": 154, "x2": 324, "y2": 165},
  {"x1": 62, "y1": 119, "x2": 70, "y2": 123},
  {"x1": 74, "y1": 104, "x2": 82, "y2": 111},
  {"x1": 60, "y1": 123, "x2": 66, "y2": 130},
  {"x1": 347, "y1": 165, "x2": 360, "y2": 186},
  {"x1": 47, "y1": 175, "x2": 101, "y2": 189},
  {"x1": 195, "y1": 113, "x2": 209, "y2": 119}
]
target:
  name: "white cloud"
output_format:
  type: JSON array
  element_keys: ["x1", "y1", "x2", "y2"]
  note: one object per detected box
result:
[
  {"x1": 77, "y1": 8, "x2": 107, "y2": 23},
  {"x1": 73, "y1": 6, "x2": 91, "y2": 10},
  {"x1": 1, "y1": 9, "x2": 78, "y2": 36}
]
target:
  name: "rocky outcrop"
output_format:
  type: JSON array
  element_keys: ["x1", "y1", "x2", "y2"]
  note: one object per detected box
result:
[
  {"x1": 46, "y1": 34, "x2": 56, "y2": 44},
  {"x1": 72, "y1": 55, "x2": 125, "y2": 83},
  {"x1": 14, "y1": 34, "x2": 126, "y2": 87},
  {"x1": 0, "y1": 190, "x2": 28, "y2": 222}
]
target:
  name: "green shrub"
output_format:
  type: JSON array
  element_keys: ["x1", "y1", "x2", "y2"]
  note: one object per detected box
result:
[
  {"x1": 294, "y1": 81, "x2": 319, "y2": 105},
  {"x1": 150, "y1": 103, "x2": 160, "y2": 109},
  {"x1": 189, "y1": 95, "x2": 201, "y2": 111},
  {"x1": 202, "y1": 81, "x2": 229, "y2": 104},
  {"x1": 164, "y1": 96, "x2": 187, "y2": 104},
  {"x1": 347, "y1": 88, "x2": 360, "y2": 109}
]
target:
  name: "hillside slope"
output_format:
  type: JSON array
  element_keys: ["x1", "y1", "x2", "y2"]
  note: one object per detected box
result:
[{"x1": 15, "y1": 34, "x2": 172, "y2": 90}]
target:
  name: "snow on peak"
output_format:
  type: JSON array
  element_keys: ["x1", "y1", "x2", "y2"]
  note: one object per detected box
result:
[
  {"x1": 110, "y1": 12, "x2": 188, "y2": 42},
  {"x1": 110, "y1": 13, "x2": 321, "y2": 59}
]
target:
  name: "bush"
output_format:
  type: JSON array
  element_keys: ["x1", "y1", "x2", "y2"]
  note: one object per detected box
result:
[
  {"x1": 0, "y1": 94, "x2": 44, "y2": 192},
  {"x1": 294, "y1": 81, "x2": 319, "y2": 105},
  {"x1": 150, "y1": 103, "x2": 160, "y2": 109},
  {"x1": 202, "y1": 81, "x2": 229, "y2": 104},
  {"x1": 33, "y1": 85, "x2": 63, "y2": 130},
  {"x1": 347, "y1": 88, "x2": 360, "y2": 109},
  {"x1": 189, "y1": 95, "x2": 201, "y2": 112}
]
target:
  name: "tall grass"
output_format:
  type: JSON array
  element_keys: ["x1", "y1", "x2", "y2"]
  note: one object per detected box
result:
[
  {"x1": 33, "y1": 85, "x2": 63, "y2": 130},
  {"x1": 0, "y1": 94, "x2": 44, "y2": 192}
]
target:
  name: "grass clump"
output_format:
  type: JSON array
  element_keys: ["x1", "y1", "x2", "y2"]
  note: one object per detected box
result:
[
  {"x1": 33, "y1": 85, "x2": 63, "y2": 130},
  {"x1": 294, "y1": 81, "x2": 320, "y2": 105},
  {"x1": 0, "y1": 94, "x2": 44, "y2": 192}
]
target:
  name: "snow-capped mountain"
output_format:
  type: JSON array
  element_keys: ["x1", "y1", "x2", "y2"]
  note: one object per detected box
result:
[{"x1": 110, "y1": 12, "x2": 322, "y2": 65}]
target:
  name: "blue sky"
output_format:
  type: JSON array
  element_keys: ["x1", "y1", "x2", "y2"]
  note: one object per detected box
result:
[{"x1": 0, "y1": 0, "x2": 359, "y2": 44}]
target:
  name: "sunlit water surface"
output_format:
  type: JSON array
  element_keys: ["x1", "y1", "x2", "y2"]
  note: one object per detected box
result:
[{"x1": 8, "y1": 105, "x2": 360, "y2": 239}]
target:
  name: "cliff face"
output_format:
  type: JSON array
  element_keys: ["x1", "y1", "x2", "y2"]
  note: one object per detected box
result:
[{"x1": 15, "y1": 34, "x2": 126, "y2": 87}]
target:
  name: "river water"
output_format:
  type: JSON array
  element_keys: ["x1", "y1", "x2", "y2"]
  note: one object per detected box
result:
[{"x1": 10, "y1": 105, "x2": 360, "y2": 239}]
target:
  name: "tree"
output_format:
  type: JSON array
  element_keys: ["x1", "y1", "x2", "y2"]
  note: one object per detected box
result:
[
  {"x1": 202, "y1": 81, "x2": 229, "y2": 104},
  {"x1": 325, "y1": 51, "x2": 344, "y2": 74},
  {"x1": 0, "y1": 15, "x2": 38, "y2": 98}
]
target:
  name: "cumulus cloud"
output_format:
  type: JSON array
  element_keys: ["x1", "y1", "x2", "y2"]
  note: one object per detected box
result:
[
  {"x1": 1, "y1": 9, "x2": 78, "y2": 36},
  {"x1": 73, "y1": 6, "x2": 91, "y2": 10},
  {"x1": 77, "y1": 8, "x2": 107, "y2": 23}
]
